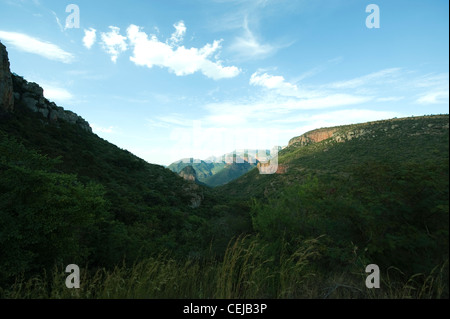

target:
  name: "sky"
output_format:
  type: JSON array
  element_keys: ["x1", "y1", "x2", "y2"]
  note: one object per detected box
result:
[{"x1": 0, "y1": 0, "x2": 448, "y2": 166}]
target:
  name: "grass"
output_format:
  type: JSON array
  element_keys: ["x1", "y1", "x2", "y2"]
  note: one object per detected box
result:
[{"x1": 1, "y1": 236, "x2": 447, "y2": 299}]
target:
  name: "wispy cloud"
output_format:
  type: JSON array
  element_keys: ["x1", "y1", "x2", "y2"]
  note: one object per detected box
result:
[
  {"x1": 126, "y1": 23, "x2": 240, "y2": 80},
  {"x1": 413, "y1": 73, "x2": 449, "y2": 104},
  {"x1": 0, "y1": 30, "x2": 74, "y2": 63},
  {"x1": 376, "y1": 96, "x2": 405, "y2": 102},
  {"x1": 228, "y1": 16, "x2": 278, "y2": 60},
  {"x1": 326, "y1": 68, "x2": 402, "y2": 89},
  {"x1": 100, "y1": 26, "x2": 128, "y2": 63},
  {"x1": 51, "y1": 11, "x2": 64, "y2": 32},
  {"x1": 416, "y1": 90, "x2": 449, "y2": 104},
  {"x1": 274, "y1": 109, "x2": 401, "y2": 125},
  {"x1": 83, "y1": 28, "x2": 97, "y2": 49},
  {"x1": 150, "y1": 114, "x2": 194, "y2": 128}
]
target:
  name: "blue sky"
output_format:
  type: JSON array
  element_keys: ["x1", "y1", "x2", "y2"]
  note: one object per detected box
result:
[{"x1": 0, "y1": 0, "x2": 448, "y2": 166}]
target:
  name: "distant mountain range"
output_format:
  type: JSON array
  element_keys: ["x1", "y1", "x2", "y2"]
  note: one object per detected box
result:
[{"x1": 167, "y1": 149, "x2": 281, "y2": 187}]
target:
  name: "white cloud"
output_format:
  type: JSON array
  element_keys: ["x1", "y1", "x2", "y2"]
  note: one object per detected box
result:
[
  {"x1": 168, "y1": 21, "x2": 186, "y2": 46},
  {"x1": 43, "y1": 86, "x2": 73, "y2": 101},
  {"x1": 250, "y1": 71, "x2": 299, "y2": 96},
  {"x1": 83, "y1": 28, "x2": 97, "y2": 49},
  {"x1": 126, "y1": 24, "x2": 240, "y2": 80},
  {"x1": 100, "y1": 26, "x2": 127, "y2": 63},
  {"x1": 0, "y1": 30, "x2": 74, "y2": 63},
  {"x1": 91, "y1": 124, "x2": 115, "y2": 134}
]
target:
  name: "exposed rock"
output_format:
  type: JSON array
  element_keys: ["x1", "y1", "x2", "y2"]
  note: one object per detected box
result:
[
  {"x1": 38, "y1": 108, "x2": 49, "y2": 118},
  {"x1": 289, "y1": 128, "x2": 338, "y2": 147},
  {"x1": 24, "y1": 81, "x2": 43, "y2": 97},
  {"x1": 179, "y1": 165, "x2": 197, "y2": 182},
  {"x1": 0, "y1": 42, "x2": 14, "y2": 112},
  {"x1": 22, "y1": 96, "x2": 39, "y2": 112},
  {"x1": 0, "y1": 44, "x2": 92, "y2": 133},
  {"x1": 276, "y1": 164, "x2": 289, "y2": 174},
  {"x1": 178, "y1": 166, "x2": 205, "y2": 208}
]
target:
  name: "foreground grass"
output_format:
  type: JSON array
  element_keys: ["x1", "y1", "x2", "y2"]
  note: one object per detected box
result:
[{"x1": 1, "y1": 236, "x2": 448, "y2": 299}]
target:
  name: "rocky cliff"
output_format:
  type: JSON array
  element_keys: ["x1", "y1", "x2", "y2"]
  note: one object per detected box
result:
[
  {"x1": 288, "y1": 126, "x2": 366, "y2": 147},
  {"x1": 0, "y1": 42, "x2": 14, "y2": 113},
  {"x1": 0, "y1": 43, "x2": 92, "y2": 133},
  {"x1": 288, "y1": 127, "x2": 338, "y2": 147}
]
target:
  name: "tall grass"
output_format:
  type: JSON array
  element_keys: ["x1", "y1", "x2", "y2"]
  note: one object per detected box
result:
[{"x1": 0, "y1": 236, "x2": 447, "y2": 299}]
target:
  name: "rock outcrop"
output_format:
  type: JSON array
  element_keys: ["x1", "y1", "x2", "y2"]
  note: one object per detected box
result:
[
  {"x1": 0, "y1": 43, "x2": 92, "y2": 133},
  {"x1": 179, "y1": 165, "x2": 197, "y2": 182},
  {"x1": 0, "y1": 42, "x2": 14, "y2": 112},
  {"x1": 178, "y1": 166, "x2": 205, "y2": 208},
  {"x1": 12, "y1": 74, "x2": 92, "y2": 133},
  {"x1": 288, "y1": 128, "x2": 338, "y2": 147}
]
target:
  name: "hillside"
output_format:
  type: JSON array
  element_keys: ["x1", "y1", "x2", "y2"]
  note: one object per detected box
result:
[
  {"x1": 219, "y1": 114, "x2": 449, "y2": 277},
  {"x1": 220, "y1": 115, "x2": 449, "y2": 199},
  {"x1": 0, "y1": 44, "x2": 249, "y2": 283}
]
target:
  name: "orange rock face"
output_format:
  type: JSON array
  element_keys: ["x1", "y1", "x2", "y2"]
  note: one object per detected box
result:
[{"x1": 288, "y1": 128, "x2": 337, "y2": 147}]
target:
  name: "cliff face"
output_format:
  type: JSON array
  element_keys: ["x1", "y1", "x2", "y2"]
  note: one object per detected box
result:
[
  {"x1": 179, "y1": 165, "x2": 197, "y2": 182},
  {"x1": 0, "y1": 44, "x2": 92, "y2": 133},
  {"x1": 0, "y1": 42, "x2": 14, "y2": 112},
  {"x1": 288, "y1": 128, "x2": 338, "y2": 147}
]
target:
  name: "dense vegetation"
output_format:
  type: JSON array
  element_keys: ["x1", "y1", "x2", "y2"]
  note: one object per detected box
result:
[
  {"x1": 0, "y1": 105, "x2": 448, "y2": 298},
  {"x1": 0, "y1": 106, "x2": 251, "y2": 284}
]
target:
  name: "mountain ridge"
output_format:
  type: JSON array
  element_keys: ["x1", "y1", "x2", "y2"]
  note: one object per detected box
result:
[{"x1": 219, "y1": 113, "x2": 449, "y2": 199}]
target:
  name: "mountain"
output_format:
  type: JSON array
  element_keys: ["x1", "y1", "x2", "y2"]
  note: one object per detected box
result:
[
  {"x1": 168, "y1": 159, "x2": 226, "y2": 182},
  {"x1": 203, "y1": 161, "x2": 257, "y2": 187},
  {"x1": 220, "y1": 115, "x2": 449, "y2": 199},
  {"x1": 167, "y1": 150, "x2": 272, "y2": 187}
]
